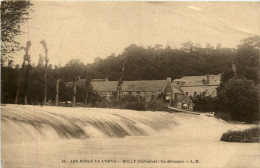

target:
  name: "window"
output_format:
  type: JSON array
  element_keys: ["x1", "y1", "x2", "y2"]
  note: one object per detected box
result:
[
  {"x1": 194, "y1": 92, "x2": 197, "y2": 96},
  {"x1": 186, "y1": 92, "x2": 189, "y2": 96}
]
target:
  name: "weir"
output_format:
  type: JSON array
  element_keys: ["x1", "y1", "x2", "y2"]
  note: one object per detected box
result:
[{"x1": 2, "y1": 104, "x2": 228, "y2": 144}]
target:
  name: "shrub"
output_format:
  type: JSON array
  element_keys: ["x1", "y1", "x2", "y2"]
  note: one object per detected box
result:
[
  {"x1": 221, "y1": 126, "x2": 260, "y2": 143},
  {"x1": 95, "y1": 95, "x2": 146, "y2": 111},
  {"x1": 124, "y1": 100, "x2": 146, "y2": 111},
  {"x1": 217, "y1": 78, "x2": 259, "y2": 123},
  {"x1": 94, "y1": 95, "x2": 169, "y2": 112},
  {"x1": 192, "y1": 95, "x2": 219, "y2": 112},
  {"x1": 146, "y1": 99, "x2": 168, "y2": 111}
]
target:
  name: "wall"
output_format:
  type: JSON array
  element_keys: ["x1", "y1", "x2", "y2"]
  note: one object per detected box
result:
[{"x1": 181, "y1": 86, "x2": 219, "y2": 97}]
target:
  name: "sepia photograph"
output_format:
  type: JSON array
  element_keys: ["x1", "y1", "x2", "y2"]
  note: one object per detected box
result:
[{"x1": 1, "y1": 1, "x2": 260, "y2": 168}]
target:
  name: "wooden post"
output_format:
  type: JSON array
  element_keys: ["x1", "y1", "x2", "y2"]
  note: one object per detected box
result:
[{"x1": 55, "y1": 79, "x2": 61, "y2": 106}]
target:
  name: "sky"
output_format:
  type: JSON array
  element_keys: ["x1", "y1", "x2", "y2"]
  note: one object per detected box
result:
[{"x1": 14, "y1": 1, "x2": 260, "y2": 66}]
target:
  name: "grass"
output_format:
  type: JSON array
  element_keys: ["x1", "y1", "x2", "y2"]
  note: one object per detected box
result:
[{"x1": 221, "y1": 126, "x2": 260, "y2": 143}]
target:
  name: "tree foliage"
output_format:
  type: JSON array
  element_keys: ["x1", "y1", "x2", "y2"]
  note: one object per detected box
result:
[
  {"x1": 218, "y1": 78, "x2": 258, "y2": 122},
  {"x1": 192, "y1": 95, "x2": 219, "y2": 112},
  {"x1": 216, "y1": 36, "x2": 259, "y2": 122},
  {"x1": 235, "y1": 36, "x2": 260, "y2": 84},
  {"x1": 1, "y1": 0, "x2": 32, "y2": 62},
  {"x1": 92, "y1": 43, "x2": 234, "y2": 81}
]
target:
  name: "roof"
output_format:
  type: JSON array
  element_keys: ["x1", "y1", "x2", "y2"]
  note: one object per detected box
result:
[
  {"x1": 66, "y1": 79, "x2": 169, "y2": 92},
  {"x1": 172, "y1": 74, "x2": 221, "y2": 86},
  {"x1": 122, "y1": 80, "x2": 168, "y2": 92},
  {"x1": 66, "y1": 79, "x2": 108, "y2": 88},
  {"x1": 92, "y1": 79, "x2": 107, "y2": 82},
  {"x1": 92, "y1": 81, "x2": 118, "y2": 92},
  {"x1": 92, "y1": 80, "x2": 168, "y2": 92}
]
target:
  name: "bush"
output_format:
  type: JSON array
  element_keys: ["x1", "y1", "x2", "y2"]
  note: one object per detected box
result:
[
  {"x1": 94, "y1": 95, "x2": 169, "y2": 112},
  {"x1": 221, "y1": 126, "x2": 260, "y2": 143},
  {"x1": 146, "y1": 99, "x2": 168, "y2": 111},
  {"x1": 124, "y1": 100, "x2": 146, "y2": 111},
  {"x1": 217, "y1": 78, "x2": 259, "y2": 123},
  {"x1": 94, "y1": 95, "x2": 146, "y2": 111},
  {"x1": 192, "y1": 95, "x2": 219, "y2": 112},
  {"x1": 95, "y1": 98, "x2": 118, "y2": 108}
]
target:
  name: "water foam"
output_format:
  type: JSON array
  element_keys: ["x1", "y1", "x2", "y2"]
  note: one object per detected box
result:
[{"x1": 1, "y1": 104, "x2": 228, "y2": 143}]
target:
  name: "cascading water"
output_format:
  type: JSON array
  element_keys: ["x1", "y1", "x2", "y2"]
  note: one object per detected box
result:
[
  {"x1": 2, "y1": 105, "x2": 258, "y2": 168},
  {"x1": 2, "y1": 104, "x2": 228, "y2": 144}
]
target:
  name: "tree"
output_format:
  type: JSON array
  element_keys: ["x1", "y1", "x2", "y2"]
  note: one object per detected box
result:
[
  {"x1": 192, "y1": 95, "x2": 219, "y2": 112},
  {"x1": 40, "y1": 40, "x2": 49, "y2": 105},
  {"x1": 72, "y1": 79, "x2": 77, "y2": 107},
  {"x1": 236, "y1": 36, "x2": 260, "y2": 68},
  {"x1": 181, "y1": 41, "x2": 194, "y2": 53},
  {"x1": 84, "y1": 74, "x2": 93, "y2": 105},
  {"x1": 218, "y1": 69, "x2": 235, "y2": 89},
  {"x1": 219, "y1": 78, "x2": 258, "y2": 122},
  {"x1": 116, "y1": 61, "x2": 125, "y2": 102},
  {"x1": 55, "y1": 79, "x2": 61, "y2": 106},
  {"x1": 216, "y1": 43, "x2": 222, "y2": 49},
  {"x1": 1, "y1": 0, "x2": 32, "y2": 63},
  {"x1": 24, "y1": 59, "x2": 32, "y2": 105},
  {"x1": 235, "y1": 36, "x2": 260, "y2": 84},
  {"x1": 62, "y1": 59, "x2": 85, "y2": 81},
  {"x1": 14, "y1": 41, "x2": 31, "y2": 104},
  {"x1": 37, "y1": 54, "x2": 44, "y2": 68},
  {"x1": 59, "y1": 81, "x2": 73, "y2": 104}
]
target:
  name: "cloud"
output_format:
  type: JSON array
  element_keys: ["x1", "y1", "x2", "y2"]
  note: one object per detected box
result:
[{"x1": 187, "y1": 6, "x2": 201, "y2": 11}]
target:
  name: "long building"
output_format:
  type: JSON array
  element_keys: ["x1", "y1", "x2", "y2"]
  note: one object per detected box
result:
[
  {"x1": 66, "y1": 74, "x2": 221, "y2": 104},
  {"x1": 67, "y1": 77, "x2": 183, "y2": 102}
]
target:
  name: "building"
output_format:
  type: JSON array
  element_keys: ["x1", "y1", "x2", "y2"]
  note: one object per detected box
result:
[
  {"x1": 172, "y1": 74, "x2": 221, "y2": 97},
  {"x1": 67, "y1": 77, "x2": 182, "y2": 102},
  {"x1": 92, "y1": 78, "x2": 177, "y2": 102},
  {"x1": 65, "y1": 74, "x2": 221, "y2": 104}
]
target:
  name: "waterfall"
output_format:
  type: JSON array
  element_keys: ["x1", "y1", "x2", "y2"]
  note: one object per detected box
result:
[{"x1": 1, "y1": 105, "x2": 227, "y2": 144}]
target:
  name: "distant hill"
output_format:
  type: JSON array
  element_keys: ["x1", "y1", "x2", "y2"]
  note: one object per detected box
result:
[{"x1": 90, "y1": 44, "x2": 235, "y2": 81}]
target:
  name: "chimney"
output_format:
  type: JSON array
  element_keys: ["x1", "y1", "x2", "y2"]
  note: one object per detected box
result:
[
  {"x1": 232, "y1": 63, "x2": 237, "y2": 76},
  {"x1": 167, "y1": 77, "x2": 171, "y2": 83},
  {"x1": 206, "y1": 74, "x2": 210, "y2": 84}
]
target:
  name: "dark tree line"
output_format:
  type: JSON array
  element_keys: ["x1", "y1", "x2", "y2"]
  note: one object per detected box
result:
[{"x1": 91, "y1": 43, "x2": 235, "y2": 81}]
